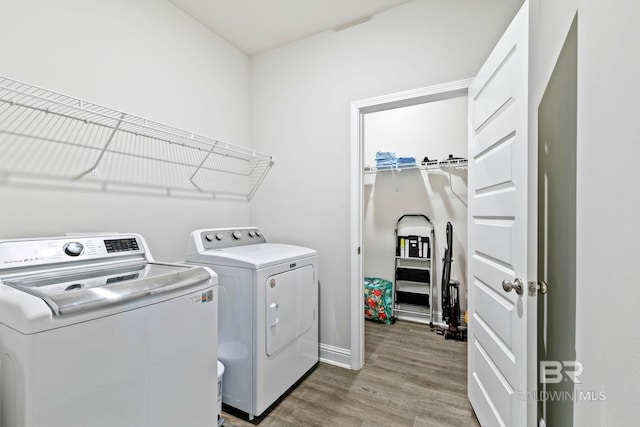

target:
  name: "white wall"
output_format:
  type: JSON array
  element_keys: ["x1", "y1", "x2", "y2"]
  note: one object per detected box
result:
[
  {"x1": 363, "y1": 97, "x2": 468, "y2": 319},
  {"x1": 0, "y1": 0, "x2": 251, "y2": 261},
  {"x1": 363, "y1": 98, "x2": 468, "y2": 167},
  {"x1": 533, "y1": 0, "x2": 640, "y2": 425},
  {"x1": 249, "y1": 0, "x2": 524, "y2": 355}
]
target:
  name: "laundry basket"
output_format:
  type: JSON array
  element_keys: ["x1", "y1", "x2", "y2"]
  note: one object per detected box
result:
[{"x1": 364, "y1": 277, "x2": 393, "y2": 324}]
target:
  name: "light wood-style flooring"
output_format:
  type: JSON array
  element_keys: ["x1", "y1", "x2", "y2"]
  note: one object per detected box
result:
[{"x1": 223, "y1": 320, "x2": 479, "y2": 427}]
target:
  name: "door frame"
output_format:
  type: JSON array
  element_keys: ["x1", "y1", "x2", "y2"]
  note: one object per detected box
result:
[{"x1": 349, "y1": 79, "x2": 473, "y2": 369}]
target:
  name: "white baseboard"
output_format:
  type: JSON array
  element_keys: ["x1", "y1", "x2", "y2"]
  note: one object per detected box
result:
[{"x1": 319, "y1": 343, "x2": 351, "y2": 369}]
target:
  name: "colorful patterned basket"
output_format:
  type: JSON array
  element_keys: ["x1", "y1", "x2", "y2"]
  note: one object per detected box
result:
[{"x1": 364, "y1": 277, "x2": 393, "y2": 324}]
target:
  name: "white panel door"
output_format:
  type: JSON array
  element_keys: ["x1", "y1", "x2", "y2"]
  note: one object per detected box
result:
[{"x1": 468, "y1": 2, "x2": 536, "y2": 426}]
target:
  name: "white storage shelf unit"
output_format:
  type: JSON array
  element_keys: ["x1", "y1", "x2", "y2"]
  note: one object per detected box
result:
[{"x1": 0, "y1": 76, "x2": 274, "y2": 200}]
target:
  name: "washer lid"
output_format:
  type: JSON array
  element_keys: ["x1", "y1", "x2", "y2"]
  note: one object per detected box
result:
[
  {"x1": 3, "y1": 262, "x2": 212, "y2": 316},
  {"x1": 186, "y1": 243, "x2": 317, "y2": 269}
]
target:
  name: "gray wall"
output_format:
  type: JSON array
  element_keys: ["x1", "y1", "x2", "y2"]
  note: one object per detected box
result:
[
  {"x1": 0, "y1": 0, "x2": 252, "y2": 261},
  {"x1": 537, "y1": 15, "x2": 577, "y2": 426}
]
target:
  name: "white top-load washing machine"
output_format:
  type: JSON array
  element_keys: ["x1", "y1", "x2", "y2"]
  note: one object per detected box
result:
[
  {"x1": 186, "y1": 227, "x2": 318, "y2": 423},
  {"x1": 0, "y1": 233, "x2": 218, "y2": 427}
]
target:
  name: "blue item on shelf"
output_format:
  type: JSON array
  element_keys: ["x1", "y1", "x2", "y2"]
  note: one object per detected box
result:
[
  {"x1": 375, "y1": 151, "x2": 397, "y2": 169},
  {"x1": 375, "y1": 151, "x2": 396, "y2": 161},
  {"x1": 397, "y1": 157, "x2": 416, "y2": 168}
]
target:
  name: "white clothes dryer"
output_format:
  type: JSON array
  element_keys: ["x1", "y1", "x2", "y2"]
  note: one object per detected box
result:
[
  {"x1": 186, "y1": 227, "x2": 319, "y2": 423},
  {"x1": 0, "y1": 233, "x2": 218, "y2": 427}
]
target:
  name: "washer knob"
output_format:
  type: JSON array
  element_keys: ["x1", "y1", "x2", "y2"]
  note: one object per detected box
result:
[
  {"x1": 205, "y1": 233, "x2": 215, "y2": 242},
  {"x1": 248, "y1": 231, "x2": 256, "y2": 237},
  {"x1": 63, "y1": 242, "x2": 84, "y2": 257},
  {"x1": 232, "y1": 231, "x2": 242, "y2": 240},
  {"x1": 255, "y1": 230, "x2": 262, "y2": 237},
  {"x1": 215, "y1": 234, "x2": 223, "y2": 241}
]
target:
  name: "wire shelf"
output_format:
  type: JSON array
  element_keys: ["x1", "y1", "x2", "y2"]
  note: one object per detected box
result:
[
  {"x1": 363, "y1": 158, "x2": 468, "y2": 175},
  {"x1": 0, "y1": 76, "x2": 274, "y2": 200}
]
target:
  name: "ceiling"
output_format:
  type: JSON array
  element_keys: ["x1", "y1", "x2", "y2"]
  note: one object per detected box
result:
[{"x1": 168, "y1": 0, "x2": 414, "y2": 56}]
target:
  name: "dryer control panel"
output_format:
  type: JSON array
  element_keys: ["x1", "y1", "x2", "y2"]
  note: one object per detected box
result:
[{"x1": 200, "y1": 227, "x2": 267, "y2": 250}]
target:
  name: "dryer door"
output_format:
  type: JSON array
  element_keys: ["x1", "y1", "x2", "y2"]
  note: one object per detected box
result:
[{"x1": 265, "y1": 265, "x2": 315, "y2": 356}]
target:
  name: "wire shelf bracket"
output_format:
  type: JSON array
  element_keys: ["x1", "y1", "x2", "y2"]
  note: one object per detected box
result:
[{"x1": 0, "y1": 75, "x2": 274, "y2": 200}]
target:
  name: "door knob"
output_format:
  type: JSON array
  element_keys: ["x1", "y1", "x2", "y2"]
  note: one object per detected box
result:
[
  {"x1": 502, "y1": 278, "x2": 524, "y2": 295},
  {"x1": 528, "y1": 280, "x2": 549, "y2": 296}
]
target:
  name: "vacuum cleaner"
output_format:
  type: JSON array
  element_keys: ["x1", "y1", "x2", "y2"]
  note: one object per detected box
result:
[{"x1": 437, "y1": 221, "x2": 467, "y2": 341}]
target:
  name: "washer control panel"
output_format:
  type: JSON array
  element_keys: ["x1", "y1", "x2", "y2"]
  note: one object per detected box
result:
[
  {"x1": 200, "y1": 227, "x2": 266, "y2": 250},
  {"x1": 63, "y1": 241, "x2": 85, "y2": 257},
  {"x1": 0, "y1": 235, "x2": 145, "y2": 270}
]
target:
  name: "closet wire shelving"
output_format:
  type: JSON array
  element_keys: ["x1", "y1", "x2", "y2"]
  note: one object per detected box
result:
[
  {"x1": 363, "y1": 158, "x2": 468, "y2": 175},
  {"x1": 0, "y1": 76, "x2": 274, "y2": 200},
  {"x1": 364, "y1": 158, "x2": 468, "y2": 205}
]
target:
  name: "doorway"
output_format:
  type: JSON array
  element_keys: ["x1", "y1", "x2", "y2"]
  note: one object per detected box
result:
[{"x1": 350, "y1": 79, "x2": 472, "y2": 369}]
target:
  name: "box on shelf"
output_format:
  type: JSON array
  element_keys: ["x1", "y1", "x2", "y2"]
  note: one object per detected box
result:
[
  {"x1": 395, "y1": 235, "x2": 430, "y2": 258},
  {"x1": 396, "y1": 291, "x2": 430, "y2": 307},
  {"x1": 396, "y1": 267, "x2": 430, "y2": 283}
]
